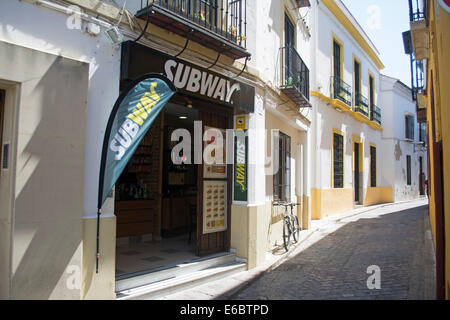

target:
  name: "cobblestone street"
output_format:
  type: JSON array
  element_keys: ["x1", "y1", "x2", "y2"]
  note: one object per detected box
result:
[{"x1": 233, "y1": 200, "x2": 435, "y2": 300}]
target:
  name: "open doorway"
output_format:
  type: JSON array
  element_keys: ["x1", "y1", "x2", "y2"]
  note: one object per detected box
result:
[{"x1": 114, "y1": 102, "x2": 200, "y2": 276}]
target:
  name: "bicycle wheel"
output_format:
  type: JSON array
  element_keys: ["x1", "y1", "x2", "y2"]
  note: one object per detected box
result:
[
  {"x1": 291, "y1": 214, "x2": 300, "y2": 243},
  {"x1": 283, "y1": 216, "x2": 291, "y2": 252}
]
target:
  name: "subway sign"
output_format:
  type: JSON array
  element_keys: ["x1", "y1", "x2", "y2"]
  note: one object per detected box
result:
[
  {"x1": 233, "y1": 115, "x2": 248, "y2": 203},
  {"x1": 121, "y1": 40, "x2": 255, "y2": 113}
]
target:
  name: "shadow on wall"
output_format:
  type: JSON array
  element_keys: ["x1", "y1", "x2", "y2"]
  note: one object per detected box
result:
[
  {"x1": 6, "y1": 44, "x2": 88, "y2": 299},
  {"x1": 221, "y1": 204, "x2": 435, "y2": 300}
]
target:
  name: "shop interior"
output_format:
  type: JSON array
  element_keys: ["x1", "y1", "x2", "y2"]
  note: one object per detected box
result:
[{"x1": 115, "y1": 101, "x2": 201, "y2": 277}]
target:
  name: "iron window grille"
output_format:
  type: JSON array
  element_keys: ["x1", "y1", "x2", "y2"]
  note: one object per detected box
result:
[
  {"x1": 370, "y1": 146, "x2": 377, "y2": 187},
  {"x1": 333, "y1": 132, "x2": 344, "y2": 188},
  {"x1": 273, "y1": 131, "x2": 291, "y2": 202}
]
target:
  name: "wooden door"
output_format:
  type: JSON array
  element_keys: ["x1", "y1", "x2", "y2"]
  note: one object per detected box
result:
[
  {"x1": 196, "y1": 109, "x2": 232, "y2": 256},
  {"x1": 0, "y1": 90, "x2": 4, "y2": 177},
  {"x1": 354, "y1": 142, "x2": 360, "y2": 202}
]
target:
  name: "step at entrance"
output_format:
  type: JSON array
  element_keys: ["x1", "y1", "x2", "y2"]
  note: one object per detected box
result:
[{"x1": 116, "y1": 252, "x2": 247, "y2": 300}]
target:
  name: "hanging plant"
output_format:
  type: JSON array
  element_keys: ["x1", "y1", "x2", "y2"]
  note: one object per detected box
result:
[{"x1": 194, "y1": 10, "x2": 206, "y2": 21}]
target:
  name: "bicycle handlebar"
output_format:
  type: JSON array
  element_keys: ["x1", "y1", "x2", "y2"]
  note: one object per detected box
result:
[{"x1": 273, "y1": 202, "x2": 301, "y2": 207}]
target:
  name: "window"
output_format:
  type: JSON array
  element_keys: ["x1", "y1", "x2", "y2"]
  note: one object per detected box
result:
[
  {"x1": 273, "y1": 131, "x2": 291, "y2": 202},
  {"x1": 419, "y1": 123, "x2": 426, "y2": 143},
  {"x1": 369, "y1": 75, "x2": 374, "y2": 112},
  {"x1": 406, "y1": 155, "x2": 412, "y2": 185},
  {"x1": 333, "y1": 40, "x2": 341, "y2": 79},
  {"x1": 370, "y1": 146, "x2": 376, "y2": 187},
  {"x1": 333, "y1": 132, "x2": 344, "y2": 188},
  {"x1": 354, "y1": 60, "x2": 361, "y2": 99},
  {"x1": 405, "y1": 114, "x2": 415, "y2": 140}
]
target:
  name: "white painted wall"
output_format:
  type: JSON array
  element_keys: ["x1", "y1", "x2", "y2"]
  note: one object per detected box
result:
[
  {"x1": 0, "y1": 0, "x2": 121, "y2": 219},
  {"x1": 380, "y1": 74, "x2": 427, "y2": 202}
]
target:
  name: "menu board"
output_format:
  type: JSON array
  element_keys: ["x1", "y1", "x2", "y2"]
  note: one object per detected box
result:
[{"x1": 203, "y1": 180, "x2": 227, "y2": 234}]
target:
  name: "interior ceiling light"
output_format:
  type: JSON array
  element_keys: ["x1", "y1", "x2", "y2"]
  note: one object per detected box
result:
[{"x1": 179, "y1": 116, "x2": 187, "y2": 119}]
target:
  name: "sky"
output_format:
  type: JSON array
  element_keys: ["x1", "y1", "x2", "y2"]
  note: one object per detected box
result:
[{"x1": 341, "y1": 0, "x2": 412, "y2": 86}]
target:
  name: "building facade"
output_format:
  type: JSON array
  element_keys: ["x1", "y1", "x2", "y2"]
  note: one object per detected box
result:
[
  {"x1": 0, "y1": 0, "x2": 314, "y2": 299},
  {"x1": 379, "y1": 74, "x2": 427, "y2": 202},
  {"x1": 309, "y1": 0, "x2": 391, "y2": 220},
  {"x1": 404, "y1": 0, "x2": 450, "y2": 300}
]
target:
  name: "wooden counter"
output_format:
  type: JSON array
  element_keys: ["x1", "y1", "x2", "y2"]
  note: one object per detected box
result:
[{"x1": 115, "y1": 200, "x2": 155, "y2": 238}]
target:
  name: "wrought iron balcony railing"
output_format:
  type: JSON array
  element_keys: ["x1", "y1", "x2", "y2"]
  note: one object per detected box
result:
[
  {"x1": 136, "y1": 0, "x2": 249, "y2": 59},
  {"x1": 370, "y1": 105, "x2": 381, "y2": 125},
  {"x1": 354, "y1": 93, "x2": 369, "y2": 117},
  {"x1": 331, "y1": 76, "x2": 352, "y2": 107},
  {"x1": 408, "y1": 0, "x2": 426, "y2": 22},
  {"x1": 410, "y1": 55, "x2": 425, "y2": 101},
  {"x1": 280, "y1": 46, "x2": 311, "y2": 108}
]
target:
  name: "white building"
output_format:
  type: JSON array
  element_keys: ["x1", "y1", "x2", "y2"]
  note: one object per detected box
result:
[
  {"x1": 0, "y1": 0, "x2": 314, "y2": 299},
  {"x1": 308, "y1": 0, "x2": 392, "y2": 219},
  {"x1": 380, "y1": 74, "x2": 427, "y2": 202}
]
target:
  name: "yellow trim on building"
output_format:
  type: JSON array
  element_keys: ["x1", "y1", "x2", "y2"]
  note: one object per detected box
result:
[
  {"x1": 363, "y1": 187, "x2": 393, "y2": 207},
  {"x1": 322, "y1": 0, "x2": 385, "y2": 70},
  {"x1": 311, "y1": 91, "x2": 383, "y2": 131},
  {"x1": 311, "y1": 188, "x2": 354, "y2": 220}
]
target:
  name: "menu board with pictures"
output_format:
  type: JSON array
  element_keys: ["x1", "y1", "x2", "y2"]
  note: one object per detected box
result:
[{"x1": 203, "y1": 180, "x2": 227, "y2": 234}]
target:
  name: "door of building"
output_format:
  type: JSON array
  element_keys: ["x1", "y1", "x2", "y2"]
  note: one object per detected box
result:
[
  {"x1": 196, "y1": 108, "x2": 232, "y2": 256},
  {"x1": 0, "y1": 90, "x2": 4, "y2": 177},
  {"x1": 354, "y1": 142, "x2": 360, "y2": 203},
  {"x1": 284, "y1": 14, "x2": 295, "y2": 83},
  {"x1": 419, "y1": 156, "x2": 424, "y2": 195}
]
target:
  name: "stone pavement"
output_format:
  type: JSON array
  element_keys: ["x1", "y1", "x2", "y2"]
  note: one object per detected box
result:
[{"x1": 158, "y1": 199, "x2": 436, "y2": 300}]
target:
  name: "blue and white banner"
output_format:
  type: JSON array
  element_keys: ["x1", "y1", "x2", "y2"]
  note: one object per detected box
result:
[{"x1": 98, "y1": 74, "x2": 176, "y2": 209}]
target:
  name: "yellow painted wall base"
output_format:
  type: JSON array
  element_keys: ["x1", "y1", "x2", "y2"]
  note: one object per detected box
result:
[
  {"x1": 231, "y1": 204, "x2": 269, "y2": 269},
  {"x1": 81, "y1": 216, "x2": 116, "y2": 300},
  {"x1": 311, "y1": 188, "x2": 354, "y2": 220},
  {"x1": 364, "y1": 187, "x2": 393, "y2": 207},
  {"x1": 300, "y1": 195, "x2": 310, "y2": 230}
]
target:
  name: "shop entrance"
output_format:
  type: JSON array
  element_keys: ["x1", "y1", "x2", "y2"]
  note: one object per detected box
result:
[{"x1": 114, "y1": 97, "x2": 232, "y2": 277}]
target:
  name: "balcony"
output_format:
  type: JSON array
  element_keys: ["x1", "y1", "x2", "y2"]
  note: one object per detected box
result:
[
  {"x1": 280, "y1": 46, "x2": 311, "y2": 108},
  {"x1": 408, "y1": 0, "x2": 429, "y2": 60},
  {"x1": 136, "y1": 0, "x2": 250, "y2": 60},
  {"x1": 354, "y1": 93, "x2": 369, "y2": 117},
  {"x1": 331, "y1": 76, "x2": 352, "y2": 107},
  {"x1": 370, "y1": 105, "x2": 381, "y2": 125},
  {"x1": 411, "y1": 56, "x2": 425, "y2": 101}
]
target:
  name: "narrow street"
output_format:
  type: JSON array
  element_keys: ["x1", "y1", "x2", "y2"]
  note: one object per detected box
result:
[{"x1": 233, "y1": 200, "x2": 435, "y2": 300}]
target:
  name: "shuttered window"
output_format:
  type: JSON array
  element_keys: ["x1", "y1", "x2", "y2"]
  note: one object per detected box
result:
[
  {"x1": 370, "y1": 146, "x2": 376, "y2": 187},
  {"x1": 333, "y1": 132, "x2": 344, "y2": 188},
  {"x1": 407, "y1": 155, "x2": 412, "y2": 185},
  {"x1": 405, "y1": 115, "x2": 415, "y2": 140},
  {"x1": 333, "y1": 41, "x2": 341, "y2": 79},
  {"x1": 354, "y1": 60, "x2": 361, "y2": 97},
  {"x1": 273, "y1": 131, "x2": 291, "y2": 202}
]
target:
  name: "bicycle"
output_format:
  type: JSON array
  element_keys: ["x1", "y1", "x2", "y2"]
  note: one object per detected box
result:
[{"x1": 273, "y1": 202, "x2": 301, "y2": 252}]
